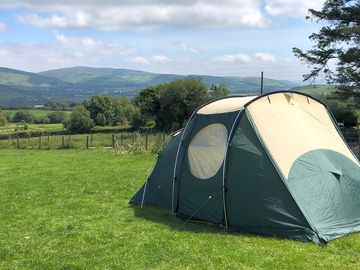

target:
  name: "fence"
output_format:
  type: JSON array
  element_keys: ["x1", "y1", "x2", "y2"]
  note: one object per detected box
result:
[
  {"x1": 0, "y1": 132, "x2": 167, "y2": 151},
  {"x1": 0, "y1": 129, "x2": 359, "y2": 157}
]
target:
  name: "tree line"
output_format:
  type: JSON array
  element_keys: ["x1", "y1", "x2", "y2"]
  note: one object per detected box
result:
[{"x1": 67, "y1": 78, "x2": 229, "y2": 133}]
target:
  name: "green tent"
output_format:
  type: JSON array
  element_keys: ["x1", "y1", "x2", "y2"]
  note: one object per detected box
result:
[{"x1": 131, "y1": 91, "x2": 360, "y2": 244}]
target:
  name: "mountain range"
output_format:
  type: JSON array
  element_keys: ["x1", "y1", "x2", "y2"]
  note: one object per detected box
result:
[{"x1": 0, "y1": 66, "x2": 299, "y2": 106}]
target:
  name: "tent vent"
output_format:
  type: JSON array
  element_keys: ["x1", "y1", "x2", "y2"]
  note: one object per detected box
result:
[{"x1": 330, "y1": 169, "x2": 342, "y2": 181}]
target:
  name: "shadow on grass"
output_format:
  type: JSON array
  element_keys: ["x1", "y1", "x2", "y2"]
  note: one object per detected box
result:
[{"x1": 131, "y1": 203, "x2": 225, "y2": 235}]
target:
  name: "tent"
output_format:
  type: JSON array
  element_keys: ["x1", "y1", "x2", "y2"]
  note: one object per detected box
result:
[{"x1": 131, "y1": 91, "x2": 360, "y2": 244}]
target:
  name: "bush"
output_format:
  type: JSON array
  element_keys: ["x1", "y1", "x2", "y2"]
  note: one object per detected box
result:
[
  {"x1": 48, "y1": 111, "x2": 66, "y2": 123},
  {"x1": 0, "y1": 111, "x2": 7, "y2": 126},
  {"x1": 33, "y1": 116, "x2": 50, "y2": 124},
  {"x1": 68, "y1": 106, "x2": 95, "y2": 133},
  {"x1": 326, "y1": 100, "x2": 357, "y2": 127},
  {"x1": 12, "y1": 111, "x2": 33, "y2": 123}
]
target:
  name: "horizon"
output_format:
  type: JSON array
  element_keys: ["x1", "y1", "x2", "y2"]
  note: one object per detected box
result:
[{"x1": 0, "y1": 1, "x2": 326, "y2": 81}]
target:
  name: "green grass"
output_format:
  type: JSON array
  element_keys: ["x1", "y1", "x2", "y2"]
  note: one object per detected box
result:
[
  {"x1": 1, "y1": 149, "x2": 360, "y2": 269},
  {"x1": 290, "y1": 84, "x2": 335, "y2": 97},
  {"x1": 2, "y1": 109, "x2": 71, "y2": 118},
  {"x1": 0, "y1": 123, "x2": 64, "y2": 135}
]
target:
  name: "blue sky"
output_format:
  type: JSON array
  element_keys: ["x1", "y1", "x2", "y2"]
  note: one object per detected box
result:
[{"x1": 0, "y1": 0, "x2": 325, "y2": 81}]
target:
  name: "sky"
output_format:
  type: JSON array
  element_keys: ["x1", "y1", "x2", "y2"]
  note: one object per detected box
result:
[{"x1": 0, "y1": 0, "x2": 326, "y2": 81}]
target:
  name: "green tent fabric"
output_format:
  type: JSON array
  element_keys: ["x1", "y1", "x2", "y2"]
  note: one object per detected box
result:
[{"x1": 131, "y1": 91, "x2": 360, "y2": 244}]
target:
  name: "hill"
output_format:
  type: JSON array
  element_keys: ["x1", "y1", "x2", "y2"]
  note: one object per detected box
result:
[
  {"x1": 40, "y1": 66, "x2": 297, "y2": 95},
  {"x1": 290, "y1": 84, "x2": 335, "y2": 97},
  {"x1": 0, "y1": 66, "x2": 299, "y2": 106}
]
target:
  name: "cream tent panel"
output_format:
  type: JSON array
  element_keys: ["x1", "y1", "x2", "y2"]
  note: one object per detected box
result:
[
  {"x1": 247, "y1": 93, "x2": 359, "y2": 178},
  {"x1": 197, "y1": 96, "x2": 257, "y2": 115},
  {"x1": 188, "y1": 123, "x2": 228, "y2": 179}
]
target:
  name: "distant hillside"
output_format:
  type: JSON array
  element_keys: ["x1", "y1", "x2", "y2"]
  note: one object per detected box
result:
[
  {"x1": 40, "y1": 66, "x2": 297, "y2": 95},
  {"x1": 0, "y1": 66, "x2": 299, "y2": 106},
  {"x1": 290, "y1": 84, "x2": 335, "y2": 97}
]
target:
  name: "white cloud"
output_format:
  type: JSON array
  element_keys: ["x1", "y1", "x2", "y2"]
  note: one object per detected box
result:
[
  {"x1": 151, "y1": 55, "x2": 170, "y2": 63},
  {"x1": 212, "y1": 53, "x2": 252, "y2": 63},
  {"x1": 255, "y1": 52, "x2": 276, "y2": 62},
  {"x1": 0, "y1": 21, "x2": 7, "y2": 31},
  {"x1": 265, "y1": 0, "x2": 325, "y2": 18},
  {"x1": 3, "y1": 0, "x2": 269, "y2": 30},
  {"x1": 178, "y1": 42, "x2": 199, "y2": 53},
  {"x1": 0, "y1": 34, "x2": 137, "y2": 71},
  {"x1": 132, "y1": 56, "x2": 150, "y2": 65}
]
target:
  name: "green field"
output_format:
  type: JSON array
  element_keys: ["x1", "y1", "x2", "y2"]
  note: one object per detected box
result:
[
  {"x1": 1, "y1": 149, "x2": 360, "y2": 269},
  {"x1": 2, "y1": 109, "x2": 71, "y2": 118},
  {"x1": 0, "y1": 123, "x2": 64, "y2": 135},
  {"x1": 291, "y1": 84, "x2": 335, "y2": 97}
]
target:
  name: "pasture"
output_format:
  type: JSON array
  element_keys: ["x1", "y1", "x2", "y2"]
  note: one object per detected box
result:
[
  {"x1": 1, "y1": 149, "x2": 360, "y2": 269},
  {"x1": 2, "y1": 109, "x2": 71, "y2": 118}
]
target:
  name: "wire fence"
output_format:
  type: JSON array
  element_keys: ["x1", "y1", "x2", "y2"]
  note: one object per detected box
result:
[
  {"x1": 0, "y1": 129, "x2": 358, "y2": 158},
  {"x1": 0, "y1": 132, "x2": 167, "y2": 152}
]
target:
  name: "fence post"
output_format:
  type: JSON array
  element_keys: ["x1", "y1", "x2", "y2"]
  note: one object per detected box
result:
[
  {"x1": 16, "y1": 136, "x2": 19, "y2": 149},
  {"x1": 120, "y1": 134, "x2": 123, "y2": 145},
  {"x1": 39, "y1": 135, "x2": 42, "y2": 149},
  {"x1": 62, "y1": 135, "x2": 65, "y2": 149},
  {"x1": 112, "y1": 133, "x2": 115, "y2": 148},
  {"x1": 86, "y1": 135, "x2": 89, "y2": 149},
  {"x1": 145, "y1": 133, "x2": 148, "y2": 150},
  {"x1": 68, "y1": 135, "x2": 71, "y2": 149}
]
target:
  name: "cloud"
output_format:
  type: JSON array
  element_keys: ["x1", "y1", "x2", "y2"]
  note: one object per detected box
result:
[
  {"x1": 178, "y1": 43, "x2": 199, "y2": 53},
  {"x1": 255, "y1": 52, "x2": 276, "y2": 62},
  {"x1": 3, "y1": 0, "x2": 269, "y2": 30},
  {"x1": 151, "y1": 55, "x2": 170, "y2": 63},
  {"x1": 0, "y1": 21, "x2": 7, "y2": 31},
  {"x1": 212, "y1": 53, "x2": 252, "y2": 63},
  {"x1": 265, "y1": 0, "x2": 325, "y2": 18},
  {"x1": 0, "y1": 33, "x2": 137, "y2": 71}
]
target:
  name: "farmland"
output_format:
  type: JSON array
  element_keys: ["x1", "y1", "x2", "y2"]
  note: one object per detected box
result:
[{"x1": 1, "y1": 149, "x2": 360, "y2": 269}]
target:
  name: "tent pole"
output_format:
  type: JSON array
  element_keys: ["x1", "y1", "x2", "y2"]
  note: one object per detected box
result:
[
  {"x1": 222, "y1": 109, "x2": 244, "y2": 229},
  {"x1": 171, "y1": 112, "x2": 196, "y2": 213}
]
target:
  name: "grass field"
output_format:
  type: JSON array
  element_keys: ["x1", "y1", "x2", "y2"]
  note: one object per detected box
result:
[
  {"x1": 291, "y1": 84, "x2": 335, "y2": 97},
  {"x1": 0, "y1": 123, "x2": 64, "y2": 135},
  {"x1": 1, "y1": 149, "x2": 360, "y2": 269},
  {"x1": 2, "y1": 109, "x2": 71, "y2": 118}
]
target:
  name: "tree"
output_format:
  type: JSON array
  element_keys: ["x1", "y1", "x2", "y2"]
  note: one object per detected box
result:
[
  {"x1": 112, "y1": 98, "x2": 137, "y2": 125},
  {"x1": 0, "y1": 111, "x2": 7, "y2": 126},
  {"x1": 157, "y1": 77, "x2": 209, "y2": 131},
  {"x1": 208, "y1": 83, "x2": 229, "y2": 100},
  {"x1": 84, "y1": 96, "x2": 115, "y2": 126},
  {"x1": 67, "y1": 106, "x2": 94, "y2": 133},
  {"x1": 47, "y1": 111, "x2": 66, "y2": 123},
  {"x1": 293, "y1": 0, "x2": 360, "y2": 93},
  {"x1": 12, "y1": 111, "x2": 33, "y2": 123}
]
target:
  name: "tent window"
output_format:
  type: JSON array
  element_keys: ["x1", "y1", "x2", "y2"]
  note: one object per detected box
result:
[{"x1": 188, "y1": 123, "x2": 228, "y2": 179}]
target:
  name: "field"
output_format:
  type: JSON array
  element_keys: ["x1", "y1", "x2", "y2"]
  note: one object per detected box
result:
[
  {"x1": 2, "y1": 109, "x2": 71, "y2": 118},
  {"x1": 0, "y1": 123, "x2": 64, "y2": 135},
  {"x1": 290, "y1": 84, "x2": 335, "y2": 97},
  {"x1": 1, "y1": 149, "x2": 360, "y2": 269}
]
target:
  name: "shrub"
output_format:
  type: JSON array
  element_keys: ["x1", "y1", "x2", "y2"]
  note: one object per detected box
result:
[
  {"x1": 0, "y1": 111, "x2": 7, "y2": 126},
  {"x1": 48, "y1": 111, "x2": 66, "y2": 123},
  {"x1": 12, "y1": 111, "x2": 33, "y2": 123},
  {"x1": 68, "y1": 106, "x2": 95, "y2": 133}
]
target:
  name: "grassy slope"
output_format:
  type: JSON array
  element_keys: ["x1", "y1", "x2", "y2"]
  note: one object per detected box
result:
[
  {"x1": 1, "y1": 149, "x2": 360, "y2": 269},
  {"x1": 290, "y1": 84, "x2": 335, "y2": 97}
]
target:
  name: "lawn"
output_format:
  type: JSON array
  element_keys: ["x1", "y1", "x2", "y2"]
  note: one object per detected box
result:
[{"x1": 1, "y1": 149, "x2": 360, "y2": 269}]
